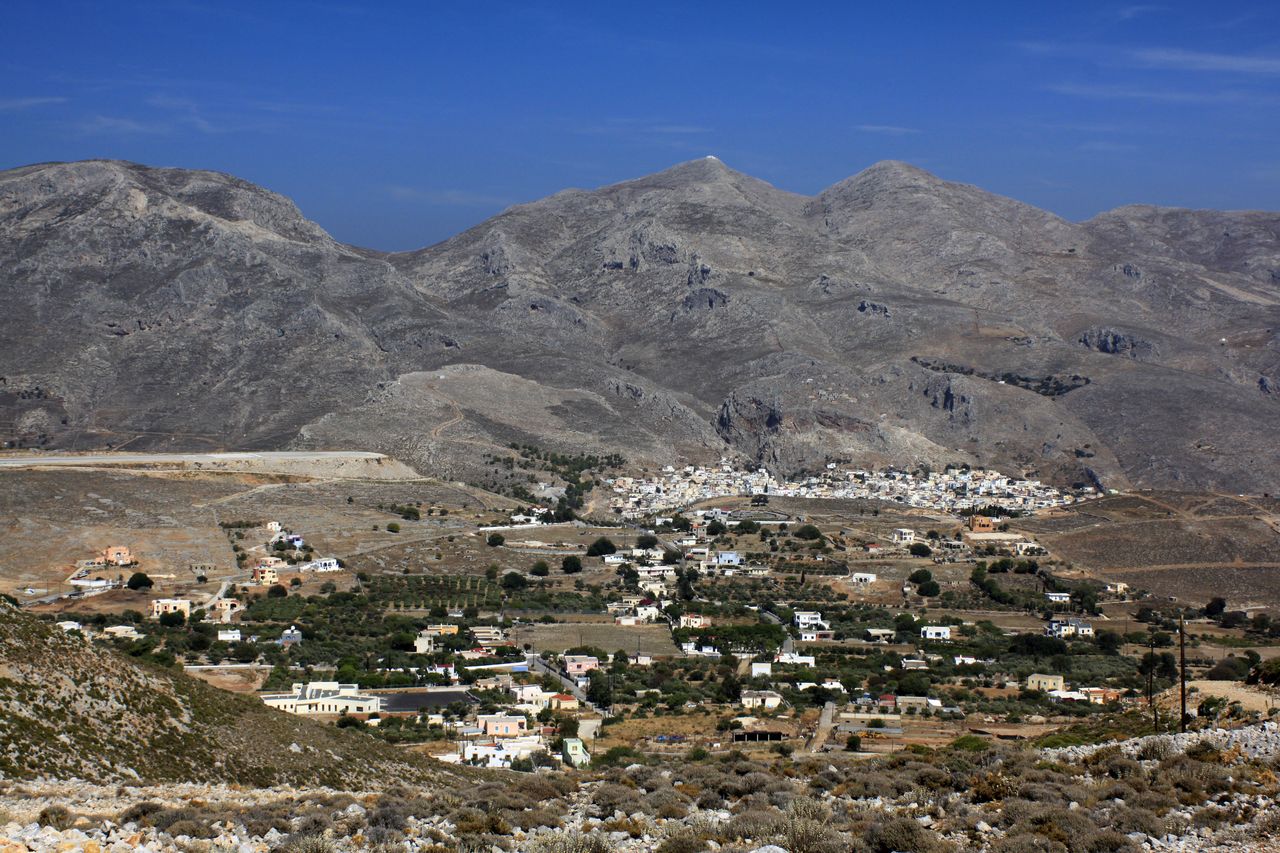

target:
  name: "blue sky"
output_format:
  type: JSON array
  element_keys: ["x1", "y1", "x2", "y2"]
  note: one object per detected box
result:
[{"x1": 3, "y1": 1, "x2": 1279, "y2": 250}]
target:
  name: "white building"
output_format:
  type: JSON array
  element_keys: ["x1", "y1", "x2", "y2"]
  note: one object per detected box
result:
[
  {"x1": 414, "y1": 631, "x2": 437, "y2": 654},
  {"x1": 1047, "y1": 618, "x2": 1095, "y2": 639},
  {"x1": 849, "y1": 572, "x2": 878, "y2": 585},
  {"x1": 218, "y1": 629, "x2": 242, "y2": 642},
  {"x1": 741, "y1": 690, "x2": 784, "y2": 710},
  {"x1": 301, "y1": 558, "x2": 342, "y2": 573},
  {"x1": 891, "y1": 529, "x2": 916, "y2": 544},
  {"x1": 793, "y1": 611, "x2": 827, "y2": 630},
  {"x1": 261, "y1": 682, "x2": 381, "y2": 716},
  {"x1": 774, "y1": 652, "x2": 816, "y2": 667},
  {"x1": 449, "y1": 735, "x2": 548, "y2": 769},
  {"x1": 920, "y1": 626, "x2": 952, "y2": 641}
]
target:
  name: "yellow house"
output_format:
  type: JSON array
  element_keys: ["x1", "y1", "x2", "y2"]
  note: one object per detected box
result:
[
  {"x1": 252, "y1": 566, "x2": 279, "y2": 586},
  {"x1": 150, "y1": 598, "x2": 192, "y2": 619},
  {"x1": 1026, "y1": 673, "x2": 1065, "y2": 692}
]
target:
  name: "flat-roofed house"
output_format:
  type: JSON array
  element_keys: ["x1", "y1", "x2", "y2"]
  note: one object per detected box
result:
[
  {"x1": 477, "y1": 714, "x2": 528, "y2": 737},
  {"x1": 1026, "y1": 673, "x2": 1066, "y2": 692},
  {"x1": 149, "y1": 598, "x2": 192, "y2": 619},
  {"x1": 261, "y1": 682, "x2": 382, "y2": 716},
  {"x1": 741, "y1": 690, "x2": 784, "y2": 710},
  {"x1": 562, "y1": 654, "x2": 600, "y2": 676}
]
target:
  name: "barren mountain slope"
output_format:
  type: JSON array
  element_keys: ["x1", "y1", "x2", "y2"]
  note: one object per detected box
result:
[{"x1": 2, "y1": 157, "x2": 1277, "y2": 491}]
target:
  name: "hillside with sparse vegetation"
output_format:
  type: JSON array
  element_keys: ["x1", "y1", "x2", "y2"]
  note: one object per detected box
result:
[{"x1": 0, "y1": 602, "x2": 468, "y2": 787}]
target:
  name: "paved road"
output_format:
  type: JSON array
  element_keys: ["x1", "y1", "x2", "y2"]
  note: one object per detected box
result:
[
  {"x1": 762, "y1": 610, "x2": 795, "y2": 653},
  {"x1": 528, "y1": 654, "x2": 595, "y2": 710},
  {"x1": 809, "y1": 700, "x2": 837, "y2": 753},
  {"x1": 0, "y1": 451, "x2": 388, "y2": 468}
]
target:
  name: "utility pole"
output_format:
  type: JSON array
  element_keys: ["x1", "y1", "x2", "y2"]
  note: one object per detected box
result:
[
  {"x1": 1179, "y1": 612, "x2": 1188, "y2": 734},
  {"x1": 1147, "y1": 629, "x2": 1157, "y2": 731}
]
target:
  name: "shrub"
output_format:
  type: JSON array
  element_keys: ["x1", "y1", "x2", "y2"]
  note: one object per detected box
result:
[
  {"x1": 794, "y1": 524, "x2": 823, "y2": 540},
  {"x1": 37, "y1": 806, "x2": 73, "y2": 830},
  {"x1": 865, "y1": 816, "x2": 939, "y2": 853},
  {"x1": 527, "y1": 831, "x2": 610, "y2": 853},
  {"x1": 119, "y1": 801, "x2": 164, "y2": 824},
  {"x1": 586, "y1": 538, "x2": 617, "y2": 557},
  {"x1": 164, "y1": 819, "x2": 213, "y2": 839},
  {"x1": 487, "y1": 533, "x2": 505, "y2": 547},
  {"x1": 158, "y1": 610, "x2": 186, "y2": 627},
  {"x1": 279, "y1": 836, "x2": 338, "y2": 853},
  {"x1": 386, "y1": 522, "x2": 401, "y2": 533},
  {"x1": 784, "y1": 817, "x2": 848, "y2": 853},
  {"x1": 724, "y1": 810, "x2": 784, "y2": 840},
  {"x1": 655, "y1": 828, "x2": 706, "y2": 853},
  {"x1": 1137, "y1": 737, "x2": 1175, "y2": 761},
  {"x1": 150, "y1": 808, "x2": 199, "y2": 831},
  {"x1": 561, "y1": 556, "x2": 583, "y2": 574},
  {"x1": 989, "y1": 834, "x2": 1065, "y2": 853},
  {"x1": 951, "y1": 734, "x2": 988, "y2": 752},
  {"x1": 1107, "y1": 806, "x2": 1163, "y2": 836}
]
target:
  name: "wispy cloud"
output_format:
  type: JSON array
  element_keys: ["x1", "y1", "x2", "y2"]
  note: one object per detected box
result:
[
  {"x1": 1078, "y1": 140, "x2": 1138, "y2": 152},
  {"x1": 0, "y1": 96, "x2": 67, "y2": 111},
  {"x1": 1112, "y1": 5, "x2": 1165, "y2": 21},
  {"x1": 1250, "y1": 164, "x2": 1280, "y2": 182},
  {"x1": 645, "y1": 124, "x2": 712, "y2": 134},
  {"x1": 576, "y1": 119, "x2": 713, "y2": 136},
  {"x1": 386, "y1": 186, "x2": 512, "y2": 207},
  {"x1": 856, "y1": 124, "x2": 920, "y2": 135},
  {"x1": 145, "y1": 94, "x2": 220, "y2": 132},
  {"x1": 78, "y1": 114, "x2": 170, "y2": 134},
  {"x1": 1131, "y1": 47, "x2": 1280, "y2": 74},
  {"x1": 1019, "y1": 40, "x2": 1280, "y2": 76},
  {"x1": 1047, "y1": 82, "x2": 1277, "y2": 105}
]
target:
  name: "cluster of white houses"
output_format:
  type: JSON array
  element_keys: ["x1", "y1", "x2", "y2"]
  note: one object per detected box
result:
[
  {"x1": 259, "y1": 677, "x2": 591, "y2": 770},
  {"x1": 611, "y1": 460, "x2": 1088, "y2": 517}
]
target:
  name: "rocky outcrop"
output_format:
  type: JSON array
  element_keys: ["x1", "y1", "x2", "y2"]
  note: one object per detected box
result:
[{"x1": 1079, "y1": 326, "x2": 1157, "y2": 360}]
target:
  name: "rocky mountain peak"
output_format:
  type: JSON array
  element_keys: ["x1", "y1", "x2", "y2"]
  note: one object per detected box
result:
[
  {"x1": 0, "y1": 158, "x2": 331, "y2": 247},
  {"x1": 2, "y1": 157, "x2": 1278, "y2": 494}
]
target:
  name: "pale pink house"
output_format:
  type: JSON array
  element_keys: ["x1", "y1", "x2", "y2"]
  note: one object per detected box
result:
[
  {"x1": 477, "y1": 714, "x2": 527, "y2": 737},
  {"x1": 562, "y1": 654, "x2": 600, "y2": 677}
]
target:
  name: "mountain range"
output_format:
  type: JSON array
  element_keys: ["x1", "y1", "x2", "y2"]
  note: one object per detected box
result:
[{"x1": 2, "y1": 156, "x2": 1277, "y2": 492}]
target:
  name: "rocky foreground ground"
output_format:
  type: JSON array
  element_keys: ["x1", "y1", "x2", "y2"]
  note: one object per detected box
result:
[{"x1": 3, "y1": 722, "x2": 1280, "y2": 852}]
